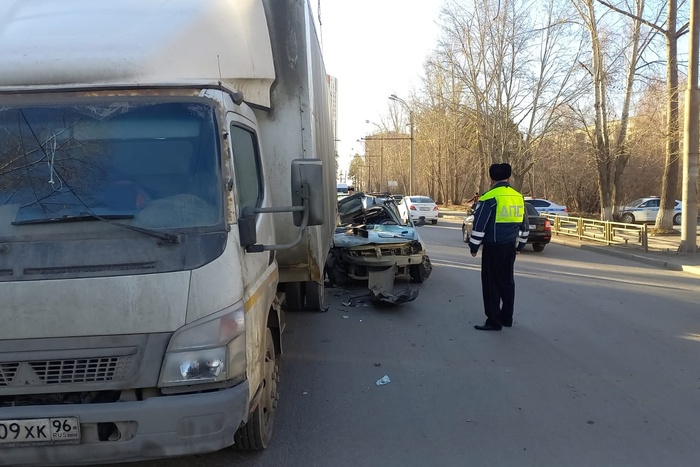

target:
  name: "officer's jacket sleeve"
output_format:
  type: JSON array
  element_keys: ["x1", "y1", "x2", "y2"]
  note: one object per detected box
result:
[
  {"x1": 468, "y1": 198, "x2": 496, "y2": 254},
  {"x1": 516, "y1": 213, "x2": 529, "y2": 251}
]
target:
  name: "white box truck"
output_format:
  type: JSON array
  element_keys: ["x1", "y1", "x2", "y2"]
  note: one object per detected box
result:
[{"x1": 0, "y1": 0, "x2": 335, "y2": 464}]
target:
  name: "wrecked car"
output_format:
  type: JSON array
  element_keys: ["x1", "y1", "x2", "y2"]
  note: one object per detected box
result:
[{"x1": 326, "y1": 193, "x2": 432, "y2": 304}]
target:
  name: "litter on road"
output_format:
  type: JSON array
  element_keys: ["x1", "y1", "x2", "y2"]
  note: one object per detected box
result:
[{"x1": 375, "y1": 375, "x2": 391, "y2": 386}]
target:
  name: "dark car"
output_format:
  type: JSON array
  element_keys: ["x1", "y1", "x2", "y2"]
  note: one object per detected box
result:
[{"x1": 461, "y1": 201, "x2": 551, "y2": 252}]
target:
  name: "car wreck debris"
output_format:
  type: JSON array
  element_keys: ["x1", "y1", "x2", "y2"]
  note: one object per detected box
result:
[{"x1": 326, "y1": 193, "x2": 432, "y2": 304}]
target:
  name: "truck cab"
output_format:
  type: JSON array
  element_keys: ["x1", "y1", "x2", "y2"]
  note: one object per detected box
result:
[{"x1": 0, "y1": 0, "x2": 333, "y2": 464}]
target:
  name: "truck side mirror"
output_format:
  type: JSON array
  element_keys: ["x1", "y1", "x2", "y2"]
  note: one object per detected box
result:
[
  {"x1": 240, "y1": 160, "x2": 325, "y2": 253},
  {"x1": 291, "y1": 159, "x2": 324, "y2": 227}
]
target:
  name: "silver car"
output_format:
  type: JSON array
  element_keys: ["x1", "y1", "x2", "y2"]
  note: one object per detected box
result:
[
  {"x1": 524, "y1": 197, "x2": 568, "y2": 217},
  {"x1": 619, "y1": 197, "x2": 682, "y2": 225}
]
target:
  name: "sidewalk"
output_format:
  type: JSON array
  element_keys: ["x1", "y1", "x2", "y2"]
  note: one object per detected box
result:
[
  {"x1": 550, "y1": 233, "x2": 700, "y2": 277},
  {"x1": 439, "y1": 210, "x2": 700, "y2": 277}
]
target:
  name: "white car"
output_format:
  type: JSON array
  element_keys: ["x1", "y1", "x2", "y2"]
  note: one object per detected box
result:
[
  {"x1": 524, "y1": 197, "x2": 568, "y2": 217},
  {"x1": 399, "y1": 196, "x2": 439, "y2": 225},
  {"x1": 619, "y1": 197, "x2": 682, "y2": 225}
]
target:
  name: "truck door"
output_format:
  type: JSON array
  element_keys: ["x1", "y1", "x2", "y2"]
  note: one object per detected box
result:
[
  {"x1": 227, "y1": 116, "x2": 274, "y2": 278},
  {"x1": 226, "y1": 113, "x2": 277, "y2": 400}
]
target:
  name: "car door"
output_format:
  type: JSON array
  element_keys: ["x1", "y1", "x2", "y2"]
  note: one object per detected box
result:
[{"x1": 639, "y1": 199, "x2": 659, "y2": 222}]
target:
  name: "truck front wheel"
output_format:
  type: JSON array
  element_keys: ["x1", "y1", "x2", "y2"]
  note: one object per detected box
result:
[{"x1": 234, "y1": 327, "x2": 279, "y2": 450}]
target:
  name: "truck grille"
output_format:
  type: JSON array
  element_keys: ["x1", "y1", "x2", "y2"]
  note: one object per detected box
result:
[
  {"x1": 0, "y1": 356, "x2": 136, "y2": 387},
  {"x1": 0, "y1": 363, "x2": 19, "y2": 385}
]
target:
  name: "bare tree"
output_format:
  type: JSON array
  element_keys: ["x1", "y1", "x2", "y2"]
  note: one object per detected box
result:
[
  {"x1": 597, "y1": 0, "x2": 689, "y2": 230},
  {"x1": 571, "y1": 0, "x2": 655, "y2": 220},
  {"x1": 431, "y1": 0, "x2": 586, "y2": 197}
]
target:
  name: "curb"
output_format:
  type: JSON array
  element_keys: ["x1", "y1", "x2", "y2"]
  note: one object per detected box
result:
[
  {"x1": 551, "y1": 237, "x2": 700, "y2": 277},
  {"x1": 579, "y1": 244, "x2": 684, "y2": 271}
]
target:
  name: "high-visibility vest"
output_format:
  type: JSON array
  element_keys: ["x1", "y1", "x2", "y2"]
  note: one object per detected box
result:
[{"x1": 479, "y1": 186, "x2": 525, "y2": 223}]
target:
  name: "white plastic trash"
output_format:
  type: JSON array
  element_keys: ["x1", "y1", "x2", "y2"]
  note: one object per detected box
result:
[{"x1": 375, "y1": 375, "x2": 391, "y2": 386}]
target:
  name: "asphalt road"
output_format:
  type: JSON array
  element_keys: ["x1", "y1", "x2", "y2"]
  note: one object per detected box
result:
[{"x1": 109, "y1": 219, "x2": 700, "y2": 467}]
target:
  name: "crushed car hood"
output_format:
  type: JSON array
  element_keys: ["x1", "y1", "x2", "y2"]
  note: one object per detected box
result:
[{"x1": 333, "y1": 224, "x2": 418, "y2": 248}]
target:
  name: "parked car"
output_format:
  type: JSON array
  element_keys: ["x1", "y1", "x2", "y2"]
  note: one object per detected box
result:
[
  {"x1": 398, "y1": 195, "x2": 439, "y2": 224},
  {"x1": 462, "y1": 201, "x2": 552, "y2": 252},
  {"x1": 618, "y1": 197, "x2": 682, "y2": 225},
  {"x1": 524, "y1": 197, "x2": 568, "y2": 217}
]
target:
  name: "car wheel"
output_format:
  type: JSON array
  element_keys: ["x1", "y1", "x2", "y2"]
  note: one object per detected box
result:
[
  {"x1": 673, "y1": 213, "x2": 682, "y2": 225},
  {"x1": 410, "y1": 256, "x2": 432, "y2": 283},
  {"x1": 431, "y1": 219, "x2": 437, "y2": 225},
  {"x1": 532, "y1": 243, "x2": 546, "y2": 252},
  {"x1": 325, "y1": 251, "x2": 349, "y2": 287},
  {"x1": 462, "y1": 226, "x2": 469, "y2": 243},
  {"x1": 620, "y1": 213, "x2": 635, "y2": 224}
]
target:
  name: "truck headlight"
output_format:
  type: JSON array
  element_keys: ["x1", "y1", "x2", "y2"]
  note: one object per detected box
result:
[{"x1": 158, "y1": 304, "x2": 247, "y2": 387}]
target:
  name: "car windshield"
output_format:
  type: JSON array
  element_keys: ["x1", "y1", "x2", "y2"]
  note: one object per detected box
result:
[
  {"x1": 525, "y1": 202, "x2": 539, "y2": 216},
  {"x1": 0, "y1": 100, "x2": 223, "y2": 234},
  {"x1": 409, "y1": 196, "x2": 434, "y2": 204}
]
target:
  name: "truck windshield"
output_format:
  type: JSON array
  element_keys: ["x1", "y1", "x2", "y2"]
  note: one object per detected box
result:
[{"x1": 0, "y1": 100, "x2": 222, "y2": 231}]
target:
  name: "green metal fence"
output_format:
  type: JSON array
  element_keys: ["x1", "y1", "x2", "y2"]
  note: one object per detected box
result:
[{"x1": 544, "y1": 214, "x2": 648, "y2": 252}]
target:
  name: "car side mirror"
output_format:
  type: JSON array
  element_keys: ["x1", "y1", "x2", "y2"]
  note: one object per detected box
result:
[{"x1": 414, "y1": 218, "x2": 426, "y2": 227}]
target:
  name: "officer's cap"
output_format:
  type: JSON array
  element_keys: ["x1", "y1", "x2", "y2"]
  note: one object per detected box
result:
[{"x1": 489, "y1": 163, "x2": 511, "y2": 181}]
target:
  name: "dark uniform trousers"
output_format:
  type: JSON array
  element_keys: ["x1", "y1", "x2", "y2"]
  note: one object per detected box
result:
[{"x1": 481, "y1": 242, "x2": 516, "y2": 327}]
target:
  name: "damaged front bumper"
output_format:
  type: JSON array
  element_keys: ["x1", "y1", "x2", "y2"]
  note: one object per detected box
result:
[
  {"x1": 337, "y1": 241, "x2": 425, "y2": 277},
  {"x1": 327, "y1": 228, "x2": 432, "y2": 304}
]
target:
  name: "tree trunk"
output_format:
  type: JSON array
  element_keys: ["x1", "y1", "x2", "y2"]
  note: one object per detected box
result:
[
  {"x1": 612, "y1": 0, "x2": 644, "y2": 215},
  {"x1": 655, "y1": 19, "x2": 681, "y2": 232},
  {"x1": 586, "y1": 0, "x2": 614, "y2": 220}
]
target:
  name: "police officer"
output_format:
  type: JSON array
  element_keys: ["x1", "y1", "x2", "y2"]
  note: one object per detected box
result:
[{"x1": 468, "y1": 163, "x2": 529, "y2": 331}]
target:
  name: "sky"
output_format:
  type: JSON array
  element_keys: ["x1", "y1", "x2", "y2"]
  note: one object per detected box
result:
[{"x1": 309, "y1": 0, "x2": 445, "y2": 174}]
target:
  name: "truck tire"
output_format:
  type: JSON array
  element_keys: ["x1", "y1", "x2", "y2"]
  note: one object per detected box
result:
[
  {"x1": 284, "y1": 283, "x2": 304, "y2": 311},
  {"x1": 304, "y1": 281, "x2": 324, "y2": 311},
  {"x1": 234, "y1": 327, "x2": 279, "y2": 450}
]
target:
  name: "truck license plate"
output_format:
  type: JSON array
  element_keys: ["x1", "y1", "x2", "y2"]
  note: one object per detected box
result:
[{"x1": 0, "y1": 417, "x2": 80, "y2": 447}]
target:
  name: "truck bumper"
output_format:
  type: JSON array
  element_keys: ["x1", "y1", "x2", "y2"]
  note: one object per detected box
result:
[{"x1": 0, "y1": 381, "x2": 250, "y2": 466}]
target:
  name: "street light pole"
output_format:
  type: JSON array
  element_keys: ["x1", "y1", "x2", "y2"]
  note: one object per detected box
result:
[
  {"x1": 389, "y1": 94, "x2": 414, "y2": 195},
  {"x1": 366, "y1": 120, "x2": 385, "y2": 192},
  {"x1": 680, "y1": 0, "x2": 699, "y2": 253}
]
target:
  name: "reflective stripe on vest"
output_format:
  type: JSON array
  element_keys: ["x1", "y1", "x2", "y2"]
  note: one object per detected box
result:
[{"x1": 480, "y1": 186, "x2": 525, "y2": 223}]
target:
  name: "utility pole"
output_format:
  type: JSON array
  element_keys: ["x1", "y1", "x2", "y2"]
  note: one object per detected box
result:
[
  {"x1": 389, "y1": 94, "x2": 415, "y2": 195},
  {"x1": 366, "y1": 120, "x2": 385, "y2": 192},
  {"x1": 680, "y1": 0, "x2": 699, "y2": 253}
]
